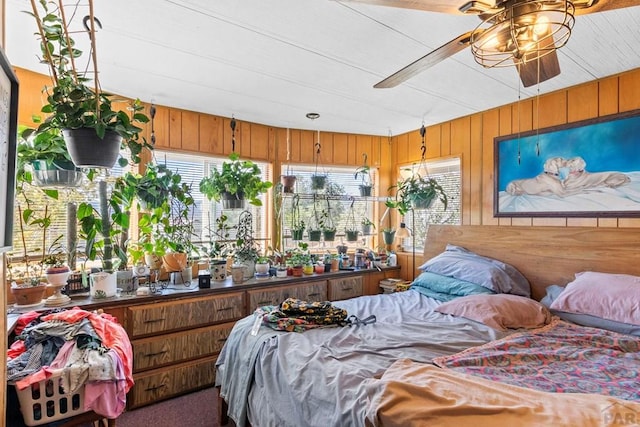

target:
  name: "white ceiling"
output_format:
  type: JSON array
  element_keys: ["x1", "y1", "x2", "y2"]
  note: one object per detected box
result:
[{"x1": 5, "y1": 0, "x2": 640, "y2": 136}]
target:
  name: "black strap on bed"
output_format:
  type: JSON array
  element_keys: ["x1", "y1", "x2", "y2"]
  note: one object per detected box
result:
[{"x1": 346, "y1": 314, "x2": 376, "y2": 327}]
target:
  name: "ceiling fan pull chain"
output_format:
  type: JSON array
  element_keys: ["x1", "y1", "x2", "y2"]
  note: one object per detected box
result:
[{"x1": 230, "y1": 116, "x2": 237, "y2": 152}]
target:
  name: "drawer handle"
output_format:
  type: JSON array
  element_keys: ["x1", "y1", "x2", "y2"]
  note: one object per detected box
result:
[
  {"x1": 308, "y1": 293, "x2": 321, "y2": 298},
  {"x1": 144, "y1": 350, "x2": 168, "y2": 358},
  {"x1": 341, "y1": 287, "x2": 353, "y2": 291},
  {"x1": 216, "y1": 307, "x2": 234, "y2": 312},
  {"x1": 257, "y1": 301, "x2": 272, "y2": 306},
  {"x1": 143, "y1": 318, "x2": 165, "y2": 324},
  {"x1": 217, "y1": 338, "x2": 228, "y2": 343},
  {"x1": 145, "y1": 384, "x2": 167, "y2": 392}
]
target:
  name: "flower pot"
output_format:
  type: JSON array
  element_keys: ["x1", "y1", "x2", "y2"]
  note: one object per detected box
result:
[
  {"x1": 255, "y1": 262, "x2": 270, "y2": 275},
  {"x1": 309, "y1": 230, "x2": 322, "y2": 241},
  {"x1": 231, "y1": 265, "x2": 246, "y2": 284},
  {"x1": 292, "y1": 228, "x2": 305, "y2": 241},
  {"x1": 330, "y1": 258, "x2": 339, "y2": 272},
  {"x1": 324, "y1": 263, "x2": 331, "y2": 273},
  {"x1": 281, "y1": 175, "x2": 297, "y2": 193},
  {"x1": 162, "y1": 252, "x2": 188, "y2": 272},
  {"x1": 383, "y1": 230, "x2": 396, "y2": 245},
  {"x1": 292, "y1": 265, "x2": 303, "y2": 277},
  {"x1": 302, "y1": 264, "x2": 314, "y2": 275},
  {"x1": 170, "y1": 267, "x2": 193, "y2": 285},
  {"x1": 45, "y1": 267, "x2": 71, "y2": 286},
  {"x1": 62, "y1": 128, "x2": 122, "y2": 169},
  {"x1": 31, "y1": 160, "x2": 83, "y2": 187},
  {"x1": 276, "y1": 268, "x2": 288, "y2": 278},
  {"x1": 314, "y1": 264, "x2": 325, "y2": 274},
  {"x1": 359, "y1": 185, "x2": 372, "y2": 197},
  {"x1": 221, "y1": 191, "x2": 246, "y2": 210},
  {"x1": 410, "y1": 193, "x2": 437, "y2": 210},
  {"x1": 238, "y1": 259, "x2": 255, "y2": 279},
  {"x1": 346, "y1": 230, "x2": 359, "y2": 242},
  {"x1": 89, "y1": 271, "x2": 117, "y2": 299},
  {"x1": 11, "y1": 284, "x2": 47, "y2": 306},
  {"x1": 311, "y1": 175, "x2": 327, "y2": 190},
  {"x1": 323, "y1": 230, "x2": 336, "y2": 241},
  {"x1": 210, "y1": 259, "x2": 227, "y2": 281},
  {"x1": 361, "y1": 224, "x2": 372, "y2": 235},
  {"x1": 116, "y1": 269, "x2": 138, "y2": 294},
  {"x1": 144, "y1": 253, "x2": 163, "y2": 270}
]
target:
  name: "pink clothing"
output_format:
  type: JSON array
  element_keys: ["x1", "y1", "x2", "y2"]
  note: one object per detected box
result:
[{"x1": 83, "y1": 351, "x2": 127, "y2": 419}]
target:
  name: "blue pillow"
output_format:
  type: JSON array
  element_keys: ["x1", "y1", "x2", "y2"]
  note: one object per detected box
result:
[
  {"x1": 541, "y1": 285, "x2": 640, "y2": 337},
  {"x1": 411, "y1": 271, "x2": 496, "y2": 302},
  {"x1": 418, "y1": 244, "x2": 530, "y2": 297}
]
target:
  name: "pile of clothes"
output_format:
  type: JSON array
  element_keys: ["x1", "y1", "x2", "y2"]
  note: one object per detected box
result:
[{"x1": 7, "y1": 308, "x2": 133, "y2": 419}]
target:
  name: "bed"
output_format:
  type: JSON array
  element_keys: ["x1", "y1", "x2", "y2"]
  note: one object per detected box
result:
[{"x1": 216, "y1": 225, "x2": 640, "y2": 427}]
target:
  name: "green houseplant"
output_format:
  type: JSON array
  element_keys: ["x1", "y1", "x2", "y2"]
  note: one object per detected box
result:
[
  {"x1": 200, "y1": 152, "x2": 273, "y2": 209},
  {"x1": 28, "y1": 0, "x2": 150, "y2": 169},
  {"x1": 386, "y1": 170, "x2": 448, "y2": 216},
  {"x1": 354, "y1": 153, "x2": 373, "y2": 197}
]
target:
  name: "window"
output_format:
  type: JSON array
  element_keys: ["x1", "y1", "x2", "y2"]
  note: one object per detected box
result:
[
  {"x1": 280, "y1": 164, "x2": 378, "y2": 251},
  {"x1": 398, "y1": 157, "x2": 461, "y2": 251},
  {"x1": 155, "y1": 150, "x2": 272, "y2": 254}
]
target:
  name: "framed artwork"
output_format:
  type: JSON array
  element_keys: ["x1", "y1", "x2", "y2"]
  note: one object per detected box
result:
[
  {"x1": 495, "y1": 109, "x2": 640, "y2": 217},
  {"x1": 0, "y1": 47, "x2": 19, "y2": 252}
]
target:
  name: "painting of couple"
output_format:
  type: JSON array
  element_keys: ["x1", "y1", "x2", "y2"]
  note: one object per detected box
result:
[{"x1": 495, "y1": 111, "x2": 640, "y2": 217}]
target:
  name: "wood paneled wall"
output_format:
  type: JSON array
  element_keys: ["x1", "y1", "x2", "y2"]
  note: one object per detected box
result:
[{"x1": 393, "y1": 68, "x2": 640, "y2": 231}]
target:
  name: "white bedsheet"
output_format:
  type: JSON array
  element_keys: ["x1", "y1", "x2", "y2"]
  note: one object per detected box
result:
[{"x1": 216, "y1": 290, "x2": 510, "y2": 427}]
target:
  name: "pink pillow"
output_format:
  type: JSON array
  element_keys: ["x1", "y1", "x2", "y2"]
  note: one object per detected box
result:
[
  {"x1": 436, "y1": 294, "x2": 552, "y2": 331},
  {"x1": 549, "y1": 271, "x2": 640, "y2": 326}
]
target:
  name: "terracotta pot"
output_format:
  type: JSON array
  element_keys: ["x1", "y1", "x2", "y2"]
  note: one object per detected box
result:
[
  {"x1": 292, "y1": 266, "x2": 303, "y2": 277},
  {"x1": 281, "y1": 175, "x2": 297, "y2": 193},
  {"x1": 314, "y1": 264, "x2": 324, "y2": 274},
  {"x1": 162, "y1": 252, "x2": 188, "y2": 272},
  {"x1": 11, "y1": 284, "x2": 47, "y2": 306}
]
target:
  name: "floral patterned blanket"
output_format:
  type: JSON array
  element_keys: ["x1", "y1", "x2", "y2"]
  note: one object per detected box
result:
[{"x1": 433, "y1": 319, "x2": 640, "y2": 402}]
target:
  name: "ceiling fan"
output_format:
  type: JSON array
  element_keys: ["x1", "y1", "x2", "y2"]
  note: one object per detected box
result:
[{"x1": 343, "y1": 0, "x2": 640, "y2": 88}]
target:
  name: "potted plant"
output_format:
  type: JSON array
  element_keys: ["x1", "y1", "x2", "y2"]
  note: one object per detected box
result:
[
  {"x1": 344, "y1": 199, "x2": 359, "y2": 241},
  {"x1": 354, "y1": 153, "x2": 373, "y2": 197},
  {"x1": 386, "y1": 169, "x2": 448, "y2": 216},
  {"x1": 290, "y1": 194, "x2": 305, "y2": 240},
  {"x1": 255, "y1": 256, "x2": 270, "y2": 275},
  {"x1": 200, "y1": 152, "x2": 273, "y2": 209},
  {"x1": 281, "y1": 174, "x2": 297, "y2": 194},
  {"x1": 42, "y1": 247, "x2": 72, "y2": 306},
  {"x1": 308, "y1": 195, "x2": 322, "y2": 241},
  {"x1": 320, "y1": 196, "x2": 336, "y2": 241},
  {"x1": 17, "y1": 125, "x2": 83, "y2": 189},
  {"x1": 361, "y1": 218, "x2": 375, "y2": 235},
  {"x1": 231, "y1": 211, "x2": 261, "y2": 279},
  {"x1": 382, "y1": 228, "x2": 396, "y2": 245},
  {"x1": 28, "y1": 1, "x2": 151, "y2": 169}
]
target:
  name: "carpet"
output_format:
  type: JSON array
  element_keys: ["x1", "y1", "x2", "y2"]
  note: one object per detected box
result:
[{"x1": 117, "y1": 387, "x2": 220, "y2": 427}]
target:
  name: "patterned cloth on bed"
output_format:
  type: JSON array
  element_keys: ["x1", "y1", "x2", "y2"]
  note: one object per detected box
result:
[{"x1": 433, "y1": 319, "x2": 640, "y2": 402}]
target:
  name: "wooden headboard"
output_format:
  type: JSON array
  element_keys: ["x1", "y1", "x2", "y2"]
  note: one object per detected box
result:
[{"x1": 424, "y1": 225, "x2": 640, "y2": 301}]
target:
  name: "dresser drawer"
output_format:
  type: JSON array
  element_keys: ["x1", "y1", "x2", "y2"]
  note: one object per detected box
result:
[
  {"x1": 128, "y1": 356, "x2": 217, "y2": 409},
  {"x1": 328, "y1": 276, "x2": 363, "y2": 301},
  {"x1": 247, "y1": 280, "x2": 327, "y2": 311},
  {"x1": 132, "y1": 322, "x2": 234, "y2": 372},
  {"x1": 127, "y1": 292, "x2": 244, "y2": 337}
]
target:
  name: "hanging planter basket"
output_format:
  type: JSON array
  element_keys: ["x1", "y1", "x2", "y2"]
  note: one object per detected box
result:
[
  {"x1": 281, "y1": 175, "x2": 297, "y2": 193},
  {"x1": 292, "y1": 228, "x2": 305, "y2": 241},
  {"x1": 311, "y1": 174, "x2": 327, "y2": 190},
  {"x1": 359, "y1": 185, "x2": 372, "y2": 197},
  {"x1": 31, "y1": 160, "x2": 83, "y2": 187},
  {"x1": 361, "y1": 224, "x2": 373, "y2": 236},
  {"x1": 410, "y1": 193, "x2": 437, "y2": 210},
  {"x1": 308, "y1": 230, "x2": 322, "y2": 241},
  {"x1": 62, "y1": 128, "x2": 122, "y2": 169},
  {"x1": 345, "y1": 230, "x2": 359, "y2": 242},
  {"x1": 383, "y1": 230, "x2": 396, "y2": 245},
  {"x1": 323, "y1": 230, "x2": 336, "y2": 241},
  {"x1": 221, "y1": 191, "x2": 246, "y2": 210}
]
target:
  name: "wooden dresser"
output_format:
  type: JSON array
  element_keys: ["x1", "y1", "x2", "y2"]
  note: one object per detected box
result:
[{"x1": 45, "y1": 266, "x2": 400, "y2": 409}]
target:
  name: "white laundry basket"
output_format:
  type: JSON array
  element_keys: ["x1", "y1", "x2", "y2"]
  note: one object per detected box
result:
[{"x1": 12, "y1": 370, "x2": 87, "y2": 426}]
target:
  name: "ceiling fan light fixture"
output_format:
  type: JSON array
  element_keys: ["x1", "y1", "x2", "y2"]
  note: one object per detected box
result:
[{"x1": 470, "y1": 0, "x2": 575, "y2": 69}]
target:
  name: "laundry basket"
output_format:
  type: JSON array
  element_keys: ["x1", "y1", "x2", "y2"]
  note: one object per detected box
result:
[{"x1": 12, "y1": 370, "x2": 87, "y2": 426}]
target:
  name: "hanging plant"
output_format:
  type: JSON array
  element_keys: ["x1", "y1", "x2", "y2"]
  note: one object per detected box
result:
[
  {"x1": 344, "y1": 198, "x2": 359, "y2": 242},
  {"x1": 311, "y1": 129, "x2": 327, "y2": 190},
  {"x1": 354, "y1": 153, "x2": 373, "y2": 197},
  {"x1": 320, "y1": 195, "x2": 336, "y2": 241},
  {"x1": 290, "y1": 194, "x2": 305, "y2": 240}
]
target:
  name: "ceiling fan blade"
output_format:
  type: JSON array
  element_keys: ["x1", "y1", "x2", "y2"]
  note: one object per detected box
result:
[
  {"x1": 336, "y1": 0, "x2": 466, "y2": 15},
  {"x1": 574, "y1": 0, "x2": 640, "y2": 15},
  {"x1": 374, "y1": 30, "x2": 476, "y2": 88},
  {"x1": 517, "y1": 51, "x2": 561, "y2": 87}
]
